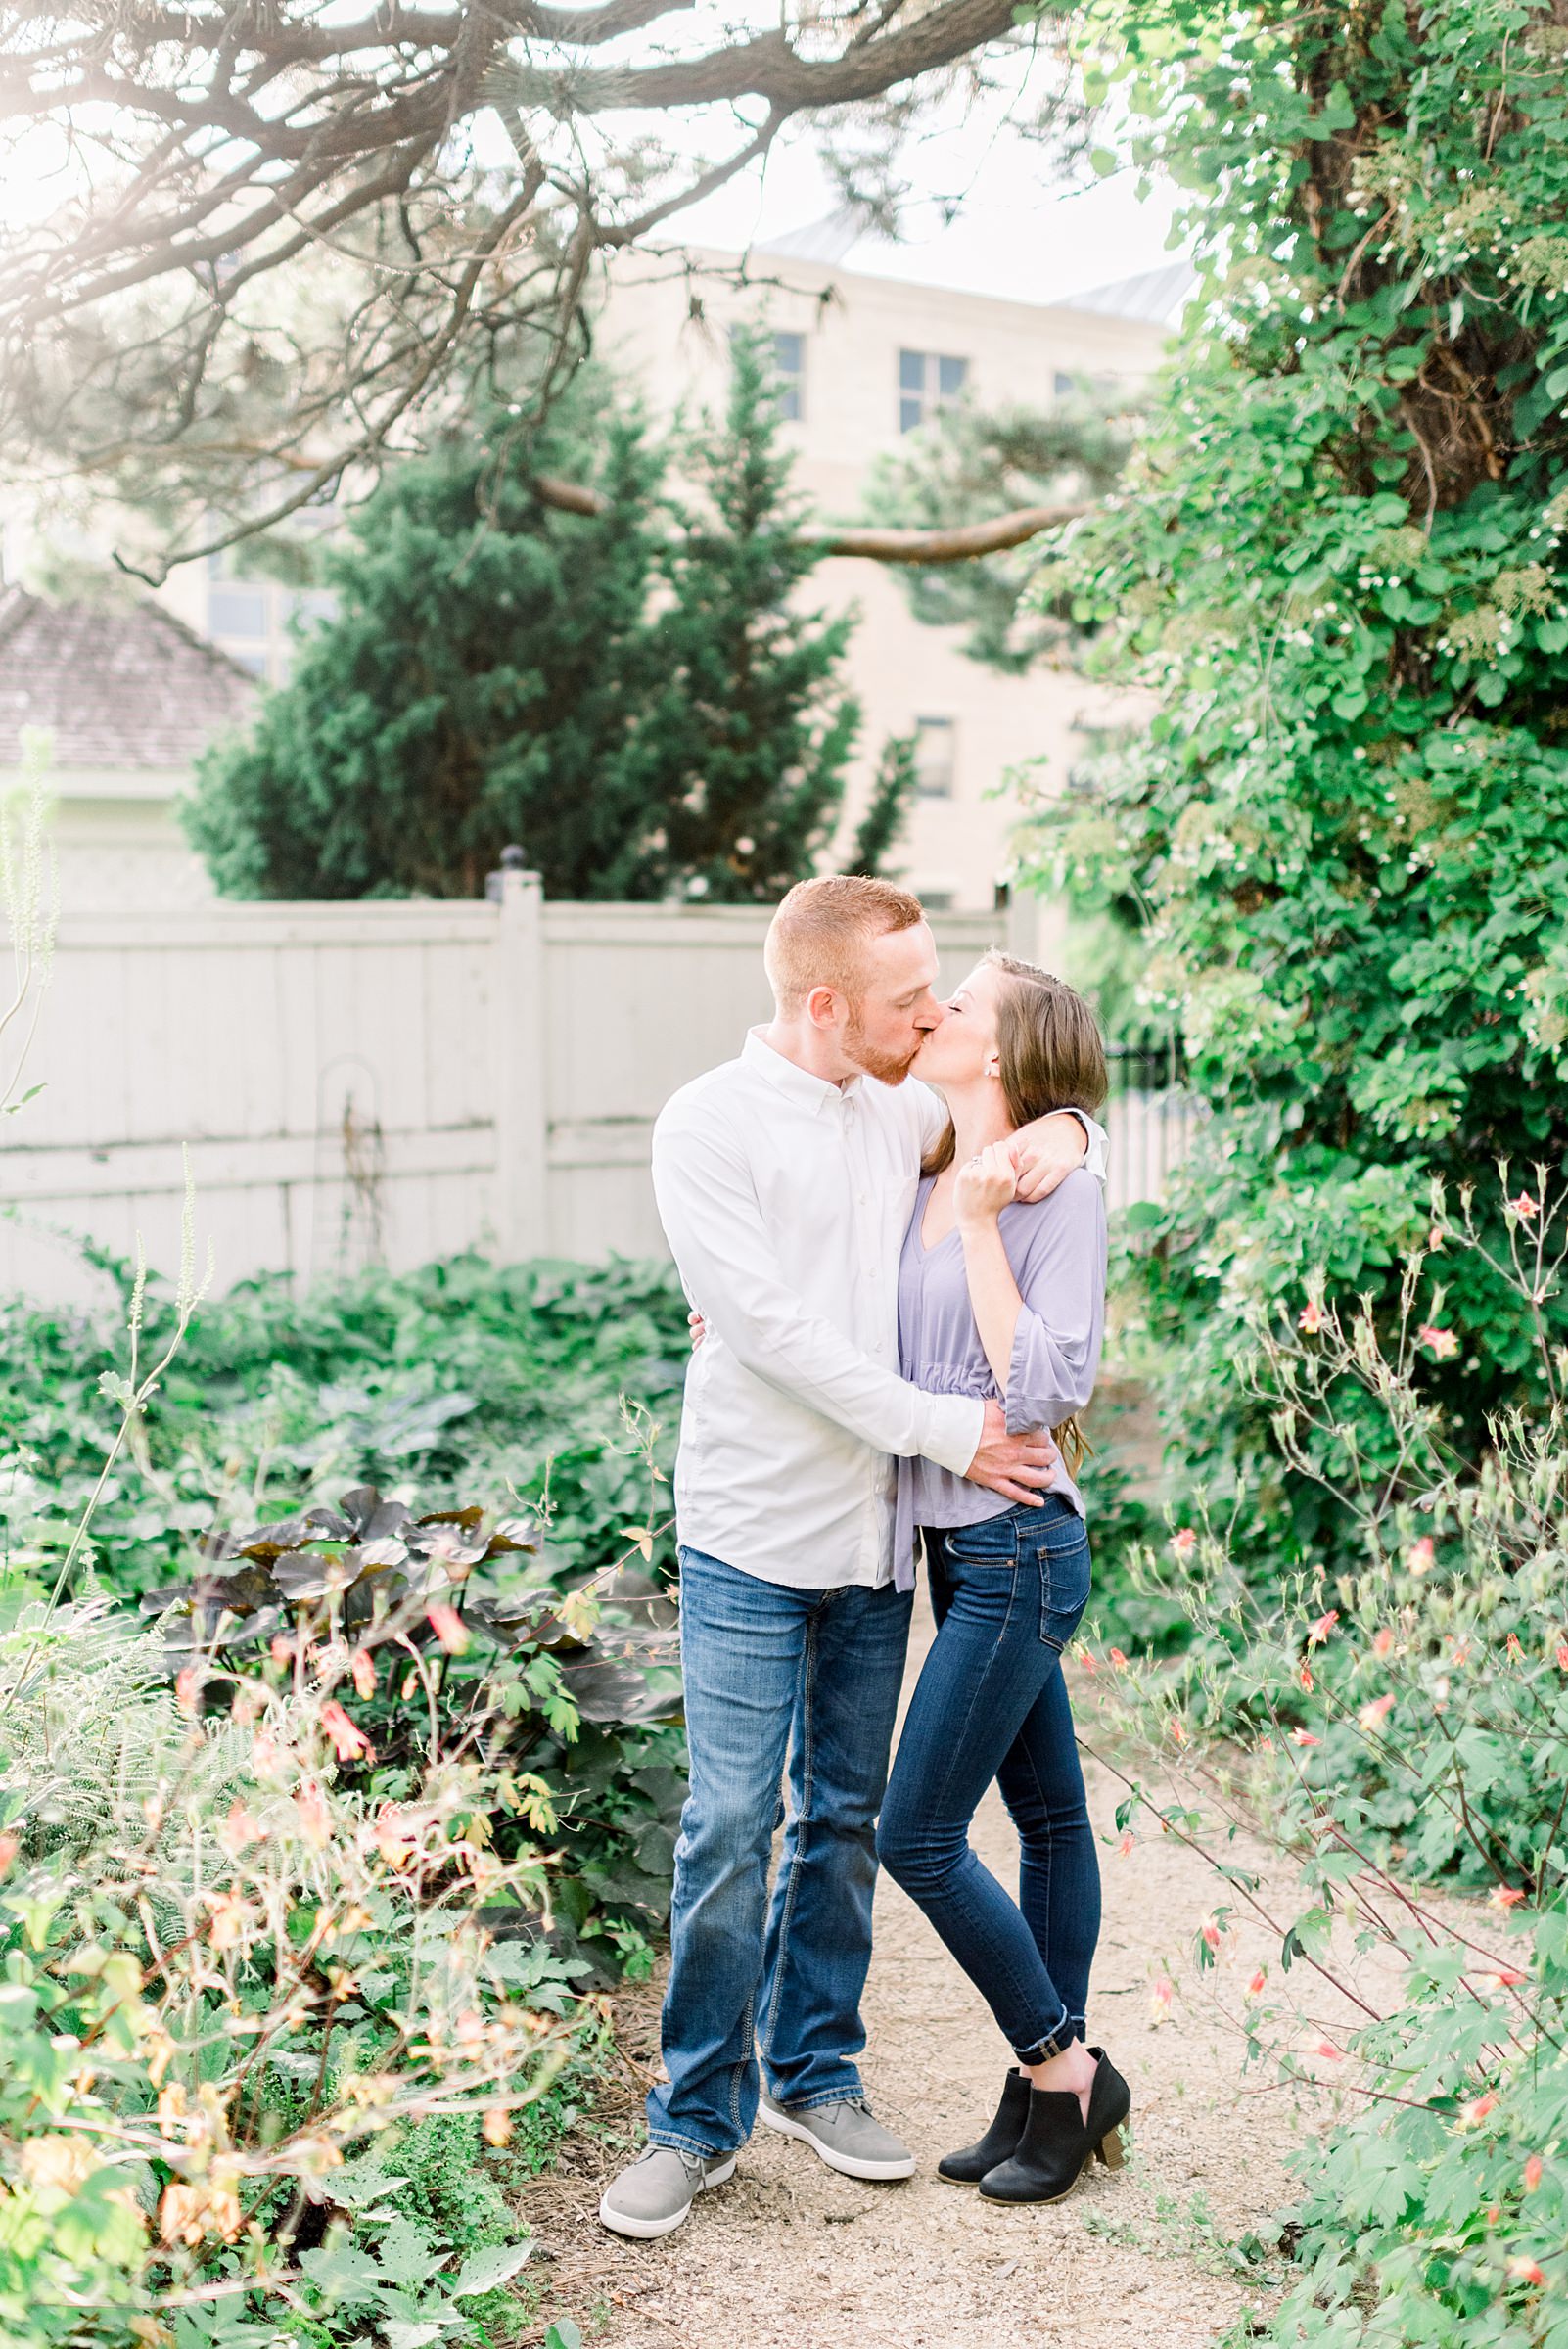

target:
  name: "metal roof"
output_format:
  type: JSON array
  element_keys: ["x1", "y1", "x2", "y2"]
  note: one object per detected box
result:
[{"x1": 1061, "y1": 262, "x2": 1198, "y2": 325}]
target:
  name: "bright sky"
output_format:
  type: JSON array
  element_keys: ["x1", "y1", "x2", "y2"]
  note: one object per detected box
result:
[{"x1": 670, "y1": 112, "x2": 1187, "y2": 309}]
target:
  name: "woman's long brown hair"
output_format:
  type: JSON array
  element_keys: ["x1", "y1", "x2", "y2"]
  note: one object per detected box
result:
[{"x1": 922, "y1": 951, "x2": 1108, "y2": 1478}]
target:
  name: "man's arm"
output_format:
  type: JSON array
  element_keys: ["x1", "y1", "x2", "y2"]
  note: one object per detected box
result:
[
  {"x1": 909, "y1": 1078, "x2": 1108, "y2": 1202},
  {"x1": 653, "y1": 1109, "x2": 985, "y2": 1472},
  {"x1": 654, "y1": 1111, "x2": 1057, "y2": 1505},
  {"x1": 1014, "y1": 1110, "x2": 1107, "y2": 1202}
]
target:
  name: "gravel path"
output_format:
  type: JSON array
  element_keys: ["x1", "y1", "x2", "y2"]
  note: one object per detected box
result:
[{"x1": 522, "y1": 1590, "x2": 1382, "y2": 2349}]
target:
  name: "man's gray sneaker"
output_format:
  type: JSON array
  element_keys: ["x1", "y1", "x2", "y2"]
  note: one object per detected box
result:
[
  {"x1": 758, "y1": 2093, "x2": 916, "y2": 2181},
  {"x1": 597, "y1": 2143, "x2": 737, "y2": 2238}
]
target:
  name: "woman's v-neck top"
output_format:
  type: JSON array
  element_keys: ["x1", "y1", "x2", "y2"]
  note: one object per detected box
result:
[{"x1": 893, "y1": 1165, "x2": 1107, "y2": 1591}]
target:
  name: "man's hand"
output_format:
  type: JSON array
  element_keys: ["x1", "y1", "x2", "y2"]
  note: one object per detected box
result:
[
  {"x1": 1013, "y1": 1111, "x2": 1088, "y2": 1205},
  {"x1": 964, "y1": 1399, "x2": 1057, "y2": 1506},
  {"x1": 688, "y1": 1309, "x2": 707, "y2": 1351}
]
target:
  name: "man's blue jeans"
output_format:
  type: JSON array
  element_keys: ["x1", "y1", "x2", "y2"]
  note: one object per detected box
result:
[
  {"x1": 876, "y1": 1497, "x2": 1099, "y2": 2063},
  {"x1": 646, "y1": 1547, "x2": 914, "y2": 2158}
]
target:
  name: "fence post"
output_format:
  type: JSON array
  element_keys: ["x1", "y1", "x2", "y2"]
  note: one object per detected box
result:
[{"x1": 490, "y1": 855, "x2": 549, "y2": 1258}]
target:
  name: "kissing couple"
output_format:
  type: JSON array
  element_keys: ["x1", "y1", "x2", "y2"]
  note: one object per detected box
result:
[{"x1": 598, "y1": 875, "x2": 1130, "y2": 2238}]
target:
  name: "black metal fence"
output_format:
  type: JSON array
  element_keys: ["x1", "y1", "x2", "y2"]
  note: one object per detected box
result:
[{"x1": 1103, "y1": 1028, "x2": 1200, "y2": 1211}]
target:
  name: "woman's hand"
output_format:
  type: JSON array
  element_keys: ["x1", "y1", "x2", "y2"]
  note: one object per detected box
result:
[
  {"x1": 688, "y1": 1308, "x2": 707, "y2": 1351},
  {"x1": 954, "y1": 1139, "x2": 1020, "y2": 1227}
]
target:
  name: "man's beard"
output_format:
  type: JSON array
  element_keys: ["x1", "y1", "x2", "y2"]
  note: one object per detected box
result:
[{"x1": 845, "y1": 1008, "x2": 921, "y2": 1086}]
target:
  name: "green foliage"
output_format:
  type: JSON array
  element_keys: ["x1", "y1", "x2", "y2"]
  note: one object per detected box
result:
[
  {"x1": 0, "y1": 1602, "x2": 571, "y2": 2349},
  {"x1": 0, "y1": 1252, "x2": 692, "y2": 1603},
  {"x1": 1, "y1": 1251, "x2": 695, "y2": 1984},
  {"x1": 184, "y1": 347, "x2": 865, "y2": 904},
  {"x1": 1114, "y1": 1186, "x2": 1568, "y2": 1894},
  {"x1": 620, "y1": 330, "x2": 862, "y2": 901},
  {"x1": 849, "y1": 730, "x2": 918, "y2": 879},
  {"x1": 1027, "y1": 0, "x2": 1568, "y2": 1578},
  {"x1": 1088, "y1": 1197, "x2": 1568, "y2": 2342},
  {"x1": 143, "y1": 1474, "x2": 686, "y2": 1976},
  {"x1": 0, "y1": 1236, "x2": 646, "y2": 2347},
  {"x1": 864, "y1": 393, "x2": 1131, "y2": 669},
  {"x1": 1234, "y1": 1996, "x2": 1568, "y2": 2349},
  {"x1": 184, "y1": 378, "x2": 667, "y2": 900}
]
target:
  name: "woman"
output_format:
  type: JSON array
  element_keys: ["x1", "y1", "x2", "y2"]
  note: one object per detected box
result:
[{"x1": 875, "y1": 948, "x2": 1130, "y2": 2205}]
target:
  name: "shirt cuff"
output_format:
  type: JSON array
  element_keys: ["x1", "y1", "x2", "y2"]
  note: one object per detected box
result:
[
  {"x1": 918, "y1": 1390, "x2": 988, "y2": 1477},
  {"x1": 1061, "y1": 1108, "x2": 1108, "y2": 1186}
]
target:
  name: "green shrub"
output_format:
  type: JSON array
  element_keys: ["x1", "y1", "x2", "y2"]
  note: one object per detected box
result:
[
  {"x1": 0, "y1": 1252, "x2": 691, "y2": 1604},
  {"x1": 1026, "y1": 0, "x2": 1568, "y2": 1586},
  {"x1": 0, "y1": 1602, "x2": 570, "y2": 2348},
  {"x1": 2, "y1": 1246, "x2": 693, "y2": 1986},
  {"x1": 137, "y1": 1475, "x2": 686, "y2": 1979},
  {"x1": 1087, "y1": 1186, "x2": 1568, "y2": 2339}
]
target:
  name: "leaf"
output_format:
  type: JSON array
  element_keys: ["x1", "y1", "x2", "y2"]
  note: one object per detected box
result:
[
  {"x1": 300, "y1": 2240, "x2": 385, "y2": 2305},
  {"x1": 382, "y1": 2325, "x2": 448, "y2": 2349},
  {"x1": 327, "y1": 2158, "x2": 410, "y2": 2209},
  {"x1": 489, "y1": 1513, "x2": 544, "y2": 1551},
  {"x1": 97, "y1": 1370, "x2": 139, "y2": 1412},
  {"x1": 545, "y1": 2322, "x2": 585, "y2": 2349},
  {"x1": 233, "y1": 1507, "x2": 352, "y2": 1558},
  {"x1": 450, "y1": 2238, "x2": 535, "y2": 2296},
  {"x1": 376, "y1": 2216, "x2": 439, "y2": 2286},
  {"x1": 561, "y1": 1654, "x2": 683, "y2": 1725},
  {"x1": 274, "y1": 1546, "x2": 365, "y2": 1599},
  {"x1": 338, "y1": 1486, "x2": 412, "y2": 1541},
  {"x1": 1120, "y1": 1201, "x2": 1165, "y2": 1234}
]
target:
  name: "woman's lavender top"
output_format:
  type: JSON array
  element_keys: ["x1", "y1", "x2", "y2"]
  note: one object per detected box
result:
[{"x1": 894, "y1": 1166, "x2": 1107, "y2": 1592}]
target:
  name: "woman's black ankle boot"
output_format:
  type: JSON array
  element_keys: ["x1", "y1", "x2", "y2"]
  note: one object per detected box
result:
[
  {"x1": 1083, "y1": 2047, "x2": 1132, "y2": 2172},
  {"x1": 979, "y1": 2050, "x2": 1131, "y2": 2205},
  {"x1": 936, "y1": 2069, "x2": 1033, "y2": 2185}
]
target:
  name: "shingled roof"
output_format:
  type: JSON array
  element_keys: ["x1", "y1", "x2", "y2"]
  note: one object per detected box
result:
[{"x1": 0, "y1": 584, "x2": 258, "y2": 771}]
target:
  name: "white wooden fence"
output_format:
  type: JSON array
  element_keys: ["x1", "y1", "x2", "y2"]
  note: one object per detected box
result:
[
  {"x1": 0, "y1": 881, "x2": 984, "y2": 1302},
  {"x1": 1, "y1": 878, "x2": 1188, "y2": 1306}
]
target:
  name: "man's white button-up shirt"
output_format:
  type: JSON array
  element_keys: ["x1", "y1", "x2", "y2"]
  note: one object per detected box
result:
[{"x1": 651, "y1": 1029, "x2": 1106, "y2": 1591}]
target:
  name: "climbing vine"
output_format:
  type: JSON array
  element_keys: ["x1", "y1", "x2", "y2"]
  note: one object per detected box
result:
[{"x1": 1025, "y1": 0, "x2": 1568, "y2": 1567}]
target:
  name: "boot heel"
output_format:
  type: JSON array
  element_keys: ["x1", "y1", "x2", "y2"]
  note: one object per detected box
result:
[{"x1": 1097, "y1": 2125, "x2": 1127, "y2": 2171}]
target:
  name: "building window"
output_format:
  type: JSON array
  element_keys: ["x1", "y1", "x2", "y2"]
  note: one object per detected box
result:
[
  {"x1": 899, "y1": 348, "x2": 968, "y2": 434},
  {"x1": 205, "y1": 549, "x2": 335, "y2": 683},
  {"x1": 920, "y1": 890, "x2": 956, "y2": 911},
  {"x1": 1053, "y1": 369, "x2": 1077, "y2": 398},
  {"x1": 912, "y1": 716, "x2": 957, "y2": 798},
  {"x1": 729, "y1": 324, "x2": 806, "y2": 421},
  {"x1": 772, "y1": 331, "x2": 805, "y2": 421}
]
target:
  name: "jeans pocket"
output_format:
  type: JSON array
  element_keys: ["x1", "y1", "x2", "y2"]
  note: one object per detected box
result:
[
  {"x1": 1030, "y1": 1510, "x2": 1091, "y2": 1649},
  {"x1": 941, "y1": 1510, "x2": 1020, "y2": 1568}
]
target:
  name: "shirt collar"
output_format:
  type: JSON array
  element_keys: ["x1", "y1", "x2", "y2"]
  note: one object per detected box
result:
[{"x1": 743, "y1": 1027, "x2": 859, "y2": 1117}]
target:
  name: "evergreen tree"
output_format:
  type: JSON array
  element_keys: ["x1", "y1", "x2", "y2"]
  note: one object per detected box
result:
[
  {"x1": 864, "y1": 395, "x2": 1131, "y2": 671},
  {"x1": 184, "y1": 389, "x2": 666, "y2": 898},
  {"x1": 184, "y1": 352, "x2": 869, "y2": 902},
  {"x1": 850, "y1": 732, "x2": 918, "y2": 878},
  {"x1": 623, "y1": 331, "x2": 863, "y2": 901}
]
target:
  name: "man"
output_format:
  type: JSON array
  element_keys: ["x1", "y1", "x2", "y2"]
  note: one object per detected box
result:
[{"x1": 598, "y1": 877, "x2": 1107, "y2": 2240}]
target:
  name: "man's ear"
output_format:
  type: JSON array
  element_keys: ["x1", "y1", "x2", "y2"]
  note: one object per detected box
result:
[{"x1": 804, "y1": 984, "x2": 843, "y2": 1031}]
